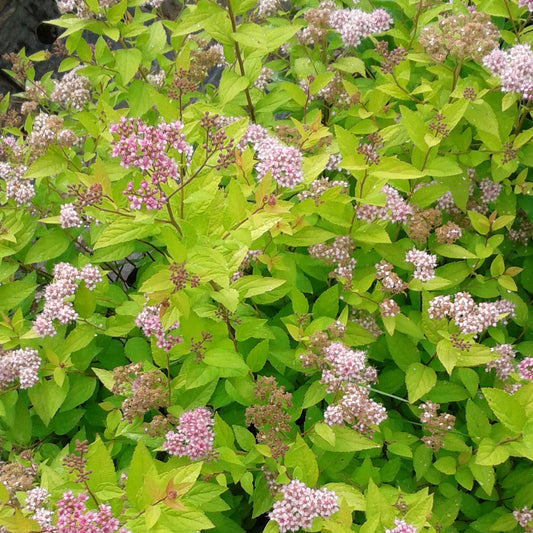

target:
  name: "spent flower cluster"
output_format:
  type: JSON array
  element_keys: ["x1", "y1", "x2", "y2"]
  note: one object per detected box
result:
[{"x1": 419, "y1": 401, "x2": 456, "y2": 451}]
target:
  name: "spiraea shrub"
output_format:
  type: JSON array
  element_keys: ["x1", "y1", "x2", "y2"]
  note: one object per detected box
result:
[{"x1": 0, "y1": 0, "x2": 533, "y2": 531}]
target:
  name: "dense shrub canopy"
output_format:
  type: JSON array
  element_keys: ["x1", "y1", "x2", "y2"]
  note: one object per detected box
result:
[{"x1": 0, "y1": 0, "x2": 532, "y2": 531}]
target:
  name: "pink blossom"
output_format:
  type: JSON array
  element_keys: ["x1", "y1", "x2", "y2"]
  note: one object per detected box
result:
[
  {"x1": 329, "y1": 8, "x2": 393, "y2": 48},
  {"x1": 135, "y1": 304, "x2": 182, "y2": 352},
  {"x1": 518, "y1": 357, "x2": 533, "y2": 381},
  {"x1": 405, "y1": 248, "x2": 437, "y2": 281},
  {"x1": 483, "y1": 44, "x2": 533, "y2": 100},
  {"x1": 386, "y1": 518, "x2": 418, "y2": 533},
  {"x1": 0, "y1": 348, "x2": 40, "y2": 390},
  {"x1": 479, "y1": 178, "x2": 502, "y2": 203},
  {"x1": 269, "y1": 480, "x2": 338, "y2": 532},
  {"x1": 163, "y1": 407, "x2": 215, "y2": 460},
  {"x1": 60, "y1": 203, "x2": 83, "y2": 228}
]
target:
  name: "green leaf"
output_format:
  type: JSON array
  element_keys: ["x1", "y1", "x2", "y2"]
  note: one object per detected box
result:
[
  {"x1": 436, "y1": 340, "x2": 458, "y2": 374},
  {"x1": 24, "y1": 147, "x2": 67, "y2": 178},
  {"x1": 476, "y1": 438, "x2": 510, "y2": 466},
  {"x1": 405, "y1": 363, "x2": 437, "y2": 403},
  {"x1": 86, "y1": 435, "x2": 117, "y2": 491},
  {"x1": 114, "y1": 48, "x2": 143, "y2": 85},
  {"x1": 285, "y1": 435, "x2": 319, "y2": 486},
  {"x1": 468, "y1": 211, "x2": 491, "y2": 235},
  {"x1": 94, "y1": 217, "x2": 159, "y2": 249},
  {"x1": 400, "y1": 105, "x2": 428, "y2": 150},
  {"x1": 126, "y1": 441, "x2": 158, "y2": 510},
  {"x1": 24, "y1": 228, "x2": 70, "y2": 264},
  {"x1": 302, "y1": 381, "x2": 327, "y2": 408},
  {"x1": 28, "y1": 379, "x2": 69, "y2": 426},
  {"x1": 310, "y1": 424, "x2": 381, "y2": 452},
  {"x1": 482, "y1": 388, "x2": 526, "y2": 433},
  {"x1": 231, "y1": 275, "x2": 286, "y2": 298}
]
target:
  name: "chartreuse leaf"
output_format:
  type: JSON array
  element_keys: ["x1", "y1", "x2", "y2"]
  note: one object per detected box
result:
[
  {"x1": 114, "y1": 48, "x2": 142, "y2": 85},
  {"x1": 405, "y1": 363, "x2": 437, "y2": 403},
  {"x1": 126, "y1": 441, "x2": 159, "y2": 510},
  {"x1": 285, "y1": 435, "x2": 319, "y2": 486},
  {"x1": 310, "y1": 425, "x2": 380, "y2": 452},
  {"x1": 482, "y1": 388, "x2": 526, "y2": 433},
  {"x1": 86, "y1": 435, "x2": 117, "y2": 492},
  {"x1": 28, "y1": 379, "x2": 69, "y2": 426}
]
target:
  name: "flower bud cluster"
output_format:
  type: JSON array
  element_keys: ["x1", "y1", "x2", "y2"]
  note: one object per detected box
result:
[
  {"x1": 428, "y1": 292, "x2": 515, "y2": 336},
  {"x1": 386, "y1": 519, "x2": 418, "y2": 533},
  {"x1": 419, "y1": 401, "x2": 455, "y2": 451},
  {"x1": 199, "y1": 112, "x2": 236, "y2": 170},
  {"x1": 269, "y1": 480, "x2": 339, "y2": 533},
  {"x1": 246, "y1": 376, "x2": 293, "y2": 458},
  {"x1": 135, "y1": 303, "x2": 182, "y2": 352},
  {"x1": 375, "y1": 41, "x2": 408, "y2": 74},
  {"x1": 51, "y1": 67, "x2": 91, "y2": 111},
  {"x1": 163, "y1": 407, "x2": 215, "y2": 460},
  {"x1": 240, "y1": 124, "x2": 304, "y2": 188},
  {"x1": 329, "y1": 8, "x2": 393, "y2": 48},
  {"x1": 483, "y1": 44, "x2": 533, "y2": 101},
  {"x1": 405, "y1": 248, "x2": 437, "y2": 282},
  {"x1": 356, "y1": 185, "x2": 413, "y2": 224},
  {"x1": 309, "y1": 235, "x2": 356, "y2": 286},
  {"x1": 33, "y1": 263, "x2": 101, "y2": 337},
  {"x1": 0, "y1": 348, "x2": 40, "y2": 390}
]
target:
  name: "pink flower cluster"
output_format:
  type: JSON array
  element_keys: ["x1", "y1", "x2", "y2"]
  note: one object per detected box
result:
[
  {"x1": 518, "y1": 0, "x2": 533, "y2": 11},
  {"x1": 51, "y1": 491, "x2": 129, "y2": 532},
  {"x1": 24, "y1": 487, "x2": 53, "y2": 530},
  {"x1": 486, "y1": 344, "x2": 516, "y2": 380},
  {"x1": 135, "y1": 304, "x2": 182, "y2": 352},
  {"x1": 163, "y1": 407, "x2": 215, "y2": 460},
  {"x1": 60, "y1": 203, "x2": 83, "y2": 229},
  {"x1": 269, "y1": 480, "x2": 338, "y2": 533},
  {"x1": 385, "y1": 518, "x2": 418, "y2": 533},
  {"x1": 0, "y1": 348, "x2": 40, "y2": 390},
  {"x1": 109, "y1": 117, "x2": 192, "y2": 210},
  {"x1": 428, "y1": 293, "x2": 515, "y2": 336},
  {"x1": 518, "y1": 357, "x2": 533, "y2": 381},
  {"x1": 33, "y1": 263, "x2": 101, "y2": 337},
  {"x1": 483, "y1": 44, "x2": 533, "y2": 100},
  {"x1": 329, "y1": 8, "x2": 393, "y2": 48},
  {"x1": 479, "y1": 178, "x2": 502, "y2": 203},
  {"x1": 239, "y1": 124, "x2": 304, "y2": 188},
  {"x1": 321, "y1": 342, "x2": 387, "y2": 434},
  {"x1": 0, "y1": 162, "x2": 33, "y2": 206},
  {"x1": 513, "y1": 506, "x2": 533, "y2": 528},
  {"x1": 309, "y1": 235, "x2": 357, "y2": 286},
  {"x1": 405, "y1": 248, "x2": 437, "y2": 281},
  {"x1": 356, "y1": 185, "x2": 413, "y2": 224}
]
